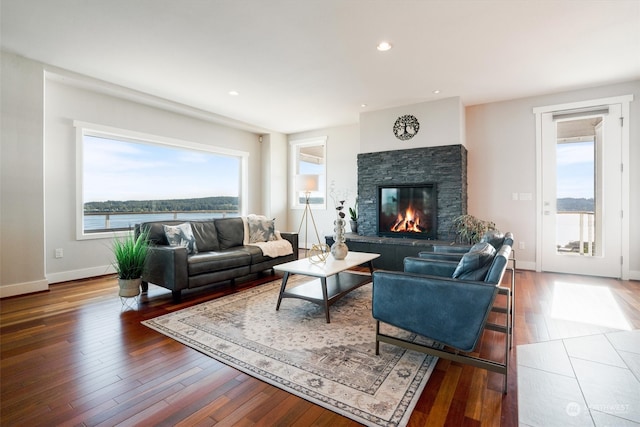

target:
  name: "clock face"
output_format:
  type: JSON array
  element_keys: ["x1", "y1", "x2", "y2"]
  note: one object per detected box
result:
[{"x1": 393, "y1": 115, "x2": 420, "y2": 141}]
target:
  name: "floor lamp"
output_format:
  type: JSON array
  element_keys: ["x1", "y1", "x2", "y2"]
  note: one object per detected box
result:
[{"x1": 296, "y1": 174, "x2": 323, "y2": 257}]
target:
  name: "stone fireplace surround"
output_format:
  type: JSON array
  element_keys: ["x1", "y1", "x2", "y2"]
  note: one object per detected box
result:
[{"x1": 356, "y1": 144, "x2": 467, "y2": 241}]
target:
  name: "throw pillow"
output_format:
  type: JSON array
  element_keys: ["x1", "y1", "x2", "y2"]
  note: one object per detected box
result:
[
  {"x1": 480, "y1": 230, "x2": 505, "y2": 249},
  {"x1": 163, "y1": 222, "x2": 198, "y2": 254},
  {"x1": 452, "y1": 242, "x2": 495, "y2": 280},
  {"x1": 247, "y1": 214, "x2": 276, "y2": 243}
]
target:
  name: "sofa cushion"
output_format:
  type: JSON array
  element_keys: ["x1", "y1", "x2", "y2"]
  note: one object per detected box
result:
[
  {"x1": 164, "y1": 222, "x2": 198, "y2": 254},
  {"x1": 215, "y1": 217, "x2": 245, "y2": 249},
  {"x1": 452, "y1": 242, "x2": 495, "y2": 281},
  {"x1": 246, "y1": 214, "x2": 276, "y2": 243},
  {"x1": 187, "y1": 249, "x2": 251, "y2": 275},
  {"x1": 190, "y1": 221, "x2": 220, "y2": 252}
]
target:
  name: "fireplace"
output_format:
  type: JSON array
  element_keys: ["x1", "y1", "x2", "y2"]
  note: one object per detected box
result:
[{"x1": 377, "y1": 183, "x2": 437, "y2": 239}]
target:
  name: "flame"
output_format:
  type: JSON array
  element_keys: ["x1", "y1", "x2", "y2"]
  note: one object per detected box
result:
[{"x1": 390, "y1": 205, "x2": 422, "y2": 232}]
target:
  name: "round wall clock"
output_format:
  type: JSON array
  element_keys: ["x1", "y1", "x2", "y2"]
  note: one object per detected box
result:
[{"x1": 393, "y1": 115, "x2": 420, "y2": 141}]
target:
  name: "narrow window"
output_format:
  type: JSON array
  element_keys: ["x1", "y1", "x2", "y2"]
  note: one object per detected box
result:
[{"x1": 290, "y1": 137, "x2": 327, "y2": 209}]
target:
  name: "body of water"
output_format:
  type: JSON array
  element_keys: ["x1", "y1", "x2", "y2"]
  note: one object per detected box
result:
[{"x1": 84, "y1": 212, "x2": 238, "y2": 231}]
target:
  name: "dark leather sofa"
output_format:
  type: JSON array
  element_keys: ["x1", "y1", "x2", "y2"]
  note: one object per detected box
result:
[{"x1": 136, "y1": 217, "x2": 298, "y2": 301}]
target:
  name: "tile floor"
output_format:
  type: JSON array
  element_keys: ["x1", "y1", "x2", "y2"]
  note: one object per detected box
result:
[{"x1": 518, "y1": 329, "x2": 640, "y2": 426}]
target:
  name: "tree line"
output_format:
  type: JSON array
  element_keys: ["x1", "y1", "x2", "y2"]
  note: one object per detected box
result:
[
  {"x1": 84, "y1": 196, "x2": 239, "y2": 213},
  {"x1": 557, "y1": 197, "x2": 594, "y2": 212}
]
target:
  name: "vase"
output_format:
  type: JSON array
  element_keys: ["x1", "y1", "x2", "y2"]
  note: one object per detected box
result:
[
  {"x1": 118, "y1": 278, "x2": 141, "y2": 297},
  {"x1": 349, "y1": 220, "x2": 358, "y2": 234},
  {"x1": 331, "y1": 216, "x2": 349, "y2": 260}
]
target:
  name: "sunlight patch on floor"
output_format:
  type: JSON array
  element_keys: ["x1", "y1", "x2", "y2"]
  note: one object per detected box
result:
[{"x1": 550, "y1": 282, "x2": 632, "y2": 330}]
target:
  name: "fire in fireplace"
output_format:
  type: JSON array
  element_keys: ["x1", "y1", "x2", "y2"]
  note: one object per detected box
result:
[{"x1": 377, "y1": 183, "x2": 437, "y2": 239}]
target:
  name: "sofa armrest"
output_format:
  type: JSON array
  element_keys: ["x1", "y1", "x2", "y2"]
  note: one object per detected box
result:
[
  {"x1": 279, "y1": 232, "x2": 299, "y2": 259},
  {"x1": 403, "y1": 257, "x2": 458, "y2": 277},
  {"x1": 372, "y1": 270, "x2": 499, "y2": 352},
  {"x1": 142, "y1": 245, "x2": 189, "y2": 291}
]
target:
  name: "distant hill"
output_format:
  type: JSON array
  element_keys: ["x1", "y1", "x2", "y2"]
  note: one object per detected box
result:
[
  {"x1": 557, "y1": 197, "x2": 594, "y2": 212},
  {"x1": 84, "y1": 196, "x2": 239, "y2": 213}
]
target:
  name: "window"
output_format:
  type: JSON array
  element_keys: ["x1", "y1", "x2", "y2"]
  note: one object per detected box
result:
[
  {"x1": 290, "y1": 136, "x2": 326, "y2": 209},
  {"x1": 75, "y1": 121, "x2": 249, "y2": 239}
]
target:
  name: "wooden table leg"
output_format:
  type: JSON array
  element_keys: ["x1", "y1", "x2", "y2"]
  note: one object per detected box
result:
[{"x1": 275, "y1": 271, "x2": 290, "y2": 311}]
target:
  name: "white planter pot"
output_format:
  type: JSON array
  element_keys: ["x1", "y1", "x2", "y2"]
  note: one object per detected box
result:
[{"x1": 118, "y1": 278, "x2": 141, "y2": 297}]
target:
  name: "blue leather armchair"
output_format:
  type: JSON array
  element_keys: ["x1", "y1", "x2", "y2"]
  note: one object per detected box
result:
[{"x1": 372, "y1": 241, "x2": 512, "y2": 392}]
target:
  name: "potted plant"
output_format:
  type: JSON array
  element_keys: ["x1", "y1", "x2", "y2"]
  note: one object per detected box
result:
[
  {"x1": 349, "y1": 200, "x2": 358, "y2": 233},
  {"x1": 112, "y1": 230, "x2": 149, "y2": 297},
  {"x1": 450, "y1": 214, "x2": 496, "y2": 245}
]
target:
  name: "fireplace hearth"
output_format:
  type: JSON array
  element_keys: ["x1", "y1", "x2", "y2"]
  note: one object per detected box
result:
[{"x1": 378, "y1": 184, "x2": 437, "y2": 239}]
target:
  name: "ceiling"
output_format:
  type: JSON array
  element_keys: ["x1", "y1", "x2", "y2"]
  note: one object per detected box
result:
[{"x1": 2, "y1": 0, "x2": 639, "y2": 134}]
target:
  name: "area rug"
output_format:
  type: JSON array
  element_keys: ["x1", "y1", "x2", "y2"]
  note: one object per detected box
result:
[{"x1": 142, "y1": 277, "x2": 439, "y2": 426}]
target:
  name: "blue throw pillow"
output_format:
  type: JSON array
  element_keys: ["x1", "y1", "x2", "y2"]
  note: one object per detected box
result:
[
  {"x1": 452, "y1": 242, "x2": 495, "y2": 280},
  {"x1": 163, "y1": 222, "x2": 198, "y2": 254}
]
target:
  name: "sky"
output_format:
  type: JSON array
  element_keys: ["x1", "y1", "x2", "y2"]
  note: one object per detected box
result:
[
  {"x1": 556, "y1": 140, "x2": 594, "y2": 199},
  {"x1": 83, "y1": 135, "x2": 240, "y2": 202}
]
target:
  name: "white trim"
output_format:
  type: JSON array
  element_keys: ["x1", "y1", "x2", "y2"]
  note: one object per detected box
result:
[
  {"x1": 74, "y1": 121, "x2": 249, "y2": 240},
  {"x1": 533, "y1": 95, "x2": 633, "y2": 279},
  {"x1": 0, "y1": 279, "x2": 49, "y2": 298}
]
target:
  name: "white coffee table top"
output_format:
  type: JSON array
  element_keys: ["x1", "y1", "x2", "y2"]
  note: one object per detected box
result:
[{"x1": 274, "y1": 251, "x2": 380, "y2": 278}]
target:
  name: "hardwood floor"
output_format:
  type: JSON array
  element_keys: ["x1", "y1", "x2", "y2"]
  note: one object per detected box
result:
[{"x1": 1, "y1": 268, "x2": 638, "y2": 426}]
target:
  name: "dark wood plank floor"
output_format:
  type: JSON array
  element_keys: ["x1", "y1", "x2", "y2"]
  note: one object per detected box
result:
[{"x1": 1, "y1": 266, "x2": 638, "y2": 426}]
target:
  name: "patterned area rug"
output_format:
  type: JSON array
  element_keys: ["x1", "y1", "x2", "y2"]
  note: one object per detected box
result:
[{"x1": 143, "y1": 276, "x2": 438, "y2": 426}]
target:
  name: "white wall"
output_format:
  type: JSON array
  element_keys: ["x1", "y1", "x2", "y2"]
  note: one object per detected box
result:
[
  {"x1": 260, "y1": 132, "x2": 289, "y2": 231},
  {"x1": 0, "y1": 52, "x2": 48, "y2": 297},
  {"x1": 466, "y1": 80, "x2": 640, "y2": 276},
  {"x1": 287, "y1": 124, "x2": 360, "y2": 247},
  {"x1": 360, "y1": 97, "x2": 465, "y2": 153}
]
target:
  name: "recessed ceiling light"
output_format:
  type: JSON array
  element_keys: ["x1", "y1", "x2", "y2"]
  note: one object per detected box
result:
[
  {"x1": 361, "y1": 103, "x2": 368, "y2": 108},
  {"x1": 228, "y1": 90, "x2": 239, "y2": 96},
  {"x1": 376, "y1": 41, "x2": 392, "y2": 52},
  {"x1": 432, "y1": 90, "x2": 441, "y2": 94}
]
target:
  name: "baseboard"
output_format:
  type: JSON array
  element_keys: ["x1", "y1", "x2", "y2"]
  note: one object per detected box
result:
[
  {"x1": 46, "y1": 265, "x2": 115, "y2": 285},
  {"x1": 0, "y1": 279, "x2": 49, "y2": 298},
  {"x1": 629, "y1": 270, "x2": 640, "y2": 281}
]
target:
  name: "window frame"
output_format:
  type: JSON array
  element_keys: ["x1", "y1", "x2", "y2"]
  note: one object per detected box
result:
[
  {"x1": 74, "y1": 120, "x2": 249, "y2": 240},
  {"x1": 290, "y1": 136, "x2": 327, "y2": 210}
]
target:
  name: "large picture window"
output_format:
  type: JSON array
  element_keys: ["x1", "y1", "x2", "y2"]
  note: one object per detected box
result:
[{"x1": 75, "y1": 121, "x2": 248, "y2": 239}]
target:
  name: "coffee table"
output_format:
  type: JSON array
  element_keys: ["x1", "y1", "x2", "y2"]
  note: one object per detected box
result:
[{"x1": 274, "y1": 251, "x2": 380, "y2": 323}]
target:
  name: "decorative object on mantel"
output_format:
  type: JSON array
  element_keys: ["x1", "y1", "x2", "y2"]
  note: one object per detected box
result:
[
  {"x1": 331, "y1": 199, "x2": 349, "y2": 259},
  {"x1": 450, "y1": 214, "x2": 497, "y2": 244},
  {"x1": 111, "y1": 229, "x2": 149, "y2": 308},
  {"x1": 349, "y1": 199, "x2": 358, "y2": 233},
  {"x1": 393, "y1": 114, "x2": 420, "y2": 140}
]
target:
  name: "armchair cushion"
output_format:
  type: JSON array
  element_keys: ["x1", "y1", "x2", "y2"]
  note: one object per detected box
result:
[{"x1": 452, "y1": 242, "x2": 495, "y2": 280}]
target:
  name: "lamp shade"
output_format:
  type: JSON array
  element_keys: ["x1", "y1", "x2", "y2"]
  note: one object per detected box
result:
[{"x1": 295, "y1": 174, "x2": 320, "y2": 192}]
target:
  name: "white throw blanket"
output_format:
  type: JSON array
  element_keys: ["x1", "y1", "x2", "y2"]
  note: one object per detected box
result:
[{"x1": 249, "y1": 239, "x2": 294, "y2": 258}]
